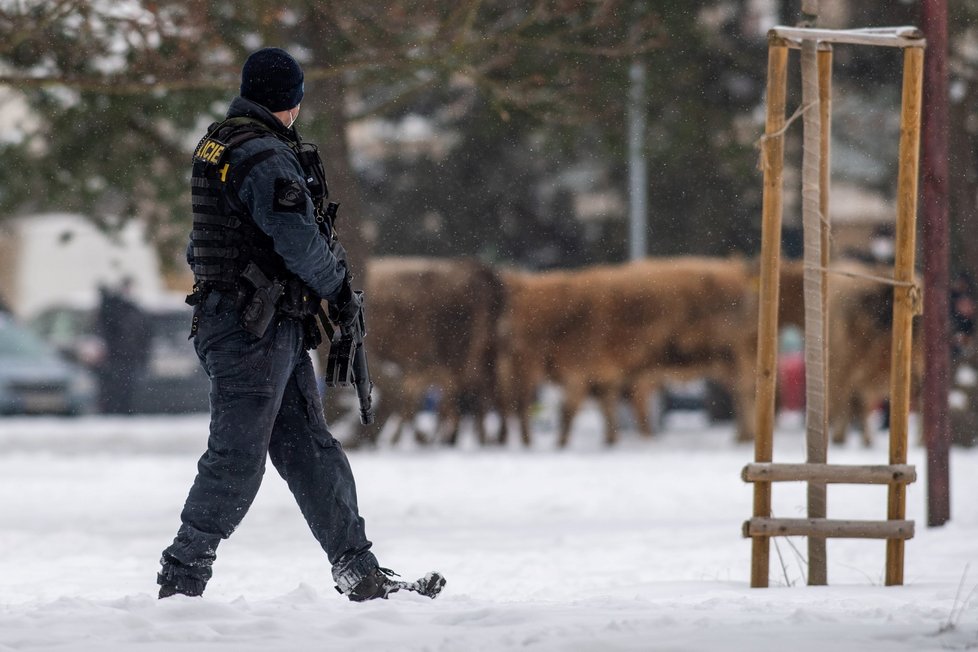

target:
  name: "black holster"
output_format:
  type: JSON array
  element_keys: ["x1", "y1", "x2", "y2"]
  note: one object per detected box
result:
[{"x1": 240, "y1": 262, "x2": 285, "y2": 338}]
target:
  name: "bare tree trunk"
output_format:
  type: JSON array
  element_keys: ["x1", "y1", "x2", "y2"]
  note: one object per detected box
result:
[{"x1": 920, "y1": 0, "x2": 951, "y2": 528}]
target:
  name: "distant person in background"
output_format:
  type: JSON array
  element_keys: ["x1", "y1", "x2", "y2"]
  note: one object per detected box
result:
[
  {"x1": 951, "y1": 271, "x2": 977, "y2": 359},
  {"x1": 95, "y1": 277, "x2": 150, "y2": 414}
]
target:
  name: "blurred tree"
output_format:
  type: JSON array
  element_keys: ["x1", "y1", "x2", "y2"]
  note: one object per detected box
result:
[
  {"x1": 5, "y1": 1, "x2": 975, "y2": 277},
  {"x1": 0, "y1": 1, "x2": 228, "y2": 269},
  {"x1": 363, "y1": 93, "x2": 597, "y2": 268},
  {"x1": 0, "y1": 0, "x2": 662, "y2": 273},
  {"x1": 639, "y1": 1, "x2": 767, "y2": 256},
  {"x1": 365, "y1": 1, "x2": 774, "y2": 266}
]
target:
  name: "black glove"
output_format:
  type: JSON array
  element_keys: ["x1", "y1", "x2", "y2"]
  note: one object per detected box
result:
[
  {"x1": 329, "y1": 278, "x2": 361, "y2": 329},
  {"x1": 330, "y1": 238, "x2": 348, "y2": 266}
]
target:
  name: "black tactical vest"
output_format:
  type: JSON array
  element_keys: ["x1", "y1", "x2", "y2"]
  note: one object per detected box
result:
[{"x1": 189, "y1": 118, "x2": 328, "y2": 291}]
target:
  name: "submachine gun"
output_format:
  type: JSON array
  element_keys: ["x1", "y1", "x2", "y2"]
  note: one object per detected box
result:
[
  {"x1": 320, "y1": 201, "x2": 374, "y2": 425},
  {"x1": 324, "y1": 289, "x2": 374, "y2": 425}
]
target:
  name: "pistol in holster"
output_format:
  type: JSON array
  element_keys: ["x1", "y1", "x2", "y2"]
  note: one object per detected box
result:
[{"x1": 240, "y1": 262, "x2": 285, "y2": 338}]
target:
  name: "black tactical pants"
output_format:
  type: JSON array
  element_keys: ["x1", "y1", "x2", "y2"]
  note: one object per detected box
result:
[{"x1": 158, "y1": 291, "x2": 377, "y2": 595}]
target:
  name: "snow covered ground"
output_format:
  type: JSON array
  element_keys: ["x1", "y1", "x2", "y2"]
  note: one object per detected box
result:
[{"x1": 0, "y1": 408, "x2": 976, "y2": 651}]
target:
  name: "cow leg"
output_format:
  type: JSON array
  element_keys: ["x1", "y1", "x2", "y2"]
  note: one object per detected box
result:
[
  {"x1": 493, "y1": 356, "x2": 516, "y2": 446},
  {"x1": 473, "y1": 390, "x2": 493, "y2": 447},
  {"x1": 475, "y1": 407, "x2": 488, "y2": 447},
  {"x1": 558, "y1": 379, "x2": 587, "y2": 448},
  {"x1": 467, "y1": 402, "x2": 491, "y2": 447},
  {"x1": 371, "y1": 374, "x2": 406, "y2": 447},
  {"x1": 438, "y1": 417, "x2": 461, "y2": 446},
  {"x1": 495, "y1": 415, "x2": 508, "y2": 446},
  {"x1": 856, "y1": 392, "x2": 874, "y2": 448},
  {"x1": 412, "y1": 415, "x2": 433, "y2": 446},
  {"x1": 831, "y1": 392, "x2": 856, "y2": 445},
  {"x1": 515, "y1": 383, "x2": 535, "y2": 447},
  {"x1": 497, "y1": 377, "x2": 520, "y2": 447},
  {"x1": 598, "y1": 385, "x2": 620, "y2": 446},
  {"x1": 388, "y1": 414, "x2": 406, "y2": 446},
  {"x1": 437, "y1": 392, "x2": 462, "y2": 446},
  {"x1": 731, "y1": 366, "x2": 755, "y2": 443},
  {"x1": 830, "y1": 414, "x2": 847, "y2": 446},
  {"x1": 734, "y1": 395, "x2": 754, "y2": 442},
  {"x1": 391, "y1": 382, "x2": 430, "y2": 447},
  {"x1": 630, "y1": 375, "x2": 658, "y2": 438},
  {"x1": 495, "y1": 379, "x2": 527, "y2": 446}
]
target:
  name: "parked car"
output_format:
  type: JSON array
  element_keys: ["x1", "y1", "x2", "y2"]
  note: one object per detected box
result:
[
  {"x1": 0, "y1": 313, "x2": 96, "y2": 415},
  {"x1": 660, "y1": 379, "x2": 736, "y2": 423},
  {"x1": 30, "y1": 298, "x2": 210, "y2": 414}
]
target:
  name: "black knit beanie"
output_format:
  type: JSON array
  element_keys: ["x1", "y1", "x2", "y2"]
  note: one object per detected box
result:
[{"x1": 240, "y1": 47, "x2": 305, "y2": 112}]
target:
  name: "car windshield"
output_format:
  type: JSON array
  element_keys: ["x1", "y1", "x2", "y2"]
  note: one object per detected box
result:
[{"x1": 0, "y1": 316, "x2": 56, "y2": 358}]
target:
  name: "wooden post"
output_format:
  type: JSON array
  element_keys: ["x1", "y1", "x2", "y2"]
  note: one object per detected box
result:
[
  {"x1": 751, "y1": 42, "x2": 788, "y2": 589},
  {"x1": 818, "y1": 49, "x2": 833, "y2": 545},
  {"x1": 802, "y1": 41, "x2": 832, "y2": 587},
  {"x1": 799, "y1": 0, "x2": 827, "y2": 590},
  {"x1": 887, "y1": 45, "x2": 924, "y2": 586},
  {"x1": 819, "y1": 46, "x2": 833, "y2": 349}
]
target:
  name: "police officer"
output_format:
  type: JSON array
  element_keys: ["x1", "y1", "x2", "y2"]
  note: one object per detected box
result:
[{"x1": 158, "y1": 48, "x2": 444, "y2": 601}]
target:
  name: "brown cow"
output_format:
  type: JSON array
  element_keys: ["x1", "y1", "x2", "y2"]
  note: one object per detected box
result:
[
  {"x1": 495, "y1": 267, "x2": 596, "y2": 446},
  {"x1": 777, "y1": 259, "x2": 922, "y2": 446},
  {"x1": 355, "y1": 256, "x2": 504, "y2": 447},
  {"x1": 499, "y1": 256, "x2": 919, "y2": 449},
  {"x1": 497, "y1": 257, "x2": 758, "y2": 447}
]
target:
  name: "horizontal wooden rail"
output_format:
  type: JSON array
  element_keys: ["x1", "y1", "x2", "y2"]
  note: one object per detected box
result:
[
  {"x1": 769, "y1": 26, "x2": 925, "y2": 49},
  {"x1": 742, "y1": 463, "x2": 917, "y2": 485},
  {"x1": 743, "y1": 518, "x2": 915, "y2": 540}
]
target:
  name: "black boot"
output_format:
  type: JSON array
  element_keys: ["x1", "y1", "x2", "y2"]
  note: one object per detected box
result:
[
  {"x1": 157, "y1": 566, "x2": 206, "y2": 599},
  {"x1": 340, "y1": 567, "x2": 446, "y2": 602},
  {"x1": 158, "y1": 583, "x2": 203, "y2": 599},
  {"x1": 345, "y1": 567, "x2": 400, "y2": 602}
]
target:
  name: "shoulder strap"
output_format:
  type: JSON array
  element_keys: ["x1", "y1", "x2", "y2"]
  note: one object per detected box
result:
[
  {"x1": 206, "y1": 117, "x2": 287, "y2": 212},
  {"x1": 226, "y1": 148, "x2": 278, "y2": 197}
]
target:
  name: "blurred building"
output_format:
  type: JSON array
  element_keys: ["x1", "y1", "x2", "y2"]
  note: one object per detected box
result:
[{"x1": 0, "y1": 212, "x2": 165, "y2": 318}]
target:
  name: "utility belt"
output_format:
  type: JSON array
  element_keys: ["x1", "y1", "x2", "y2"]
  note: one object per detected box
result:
[{"x1": 187, "y1": 263, "x2": 324, "y2": 348}]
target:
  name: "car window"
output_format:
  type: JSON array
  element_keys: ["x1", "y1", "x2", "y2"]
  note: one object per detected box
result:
[
  {"x1": 32, "y1": 308, "x2": 91, "y2": 342},
  {"x1": 0, "y1": 316, "x2": 56, "y2": 358}
]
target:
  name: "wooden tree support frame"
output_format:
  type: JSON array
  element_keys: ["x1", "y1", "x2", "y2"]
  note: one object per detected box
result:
[
  {"x1": 743, "y1": 463, "x2": 917, "y2": 485},
  {"x1": 744, "y1": 519, "x2": 915, "y2": 540},
  {"x1": 745, "y1": 26, "x2": 926, "y2": 588}
]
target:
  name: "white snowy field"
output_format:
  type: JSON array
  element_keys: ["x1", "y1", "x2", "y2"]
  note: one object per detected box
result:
[{"x1": 0, "y1": 408, "x2": 976, "y2": 652}]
